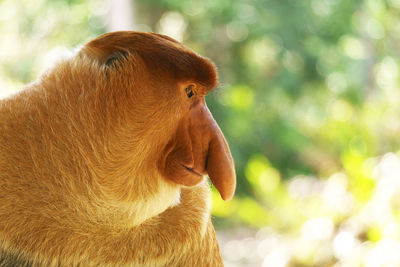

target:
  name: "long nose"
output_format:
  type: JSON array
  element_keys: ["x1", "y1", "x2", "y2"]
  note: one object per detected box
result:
[{"x1": 190, "y1": 101, "x2": 236, "y2": 201}]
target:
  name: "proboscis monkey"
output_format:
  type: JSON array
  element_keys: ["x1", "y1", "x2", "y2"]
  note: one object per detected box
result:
[{"x1": 0, "y1": 31, "x2": 236, "y2": 266}]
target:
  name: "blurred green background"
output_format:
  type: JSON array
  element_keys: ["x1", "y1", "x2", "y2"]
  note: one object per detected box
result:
[{"x1": 1, "y1": 0, "x2": 400, "y2": 266}]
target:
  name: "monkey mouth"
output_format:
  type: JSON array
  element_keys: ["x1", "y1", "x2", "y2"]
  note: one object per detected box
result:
[{"x1": 181, "y1": 164, "x2": 203, "y2": 177}]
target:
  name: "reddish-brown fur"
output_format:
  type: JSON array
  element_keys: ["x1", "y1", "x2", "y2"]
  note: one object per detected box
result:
[{"x1": 0, "y1": 31, "x2": 235, "y2": 266}]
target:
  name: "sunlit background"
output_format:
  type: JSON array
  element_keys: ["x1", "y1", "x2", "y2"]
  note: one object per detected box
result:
[{"x1": 1, "y1": 0, "x2": 400, "y2": 266}]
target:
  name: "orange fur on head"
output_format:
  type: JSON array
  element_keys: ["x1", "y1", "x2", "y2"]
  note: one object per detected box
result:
[{"x1": 0, "y1": 31, "x2": 235, "y2": 266}]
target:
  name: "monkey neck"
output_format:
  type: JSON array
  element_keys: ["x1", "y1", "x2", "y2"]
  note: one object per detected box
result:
[
  {"x1": 0, "y1": 179, "x2": 213, "y2": 266},
  {"x1": 89, "y1": 174, "x2": 182, "y2": 228}
]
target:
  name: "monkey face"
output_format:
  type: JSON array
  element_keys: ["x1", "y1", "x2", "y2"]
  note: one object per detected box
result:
[
  {"x1": 84, "y1": 31, "x2": 236, "y2": 201},
  {"x1": 159, "y1": 84, "x2": 236, "y2": 201}
]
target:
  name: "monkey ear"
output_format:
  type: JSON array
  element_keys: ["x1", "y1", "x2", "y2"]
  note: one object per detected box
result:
[{"x1": 104, "y1": 50, "x2": 129, "y2": 68}]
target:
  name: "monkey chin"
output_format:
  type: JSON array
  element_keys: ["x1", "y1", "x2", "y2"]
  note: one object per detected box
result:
[{"x1": 126, "y1": 177, "x2": 182, "y2": 227}]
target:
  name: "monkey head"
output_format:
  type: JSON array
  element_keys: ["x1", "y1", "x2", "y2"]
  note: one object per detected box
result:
[{"x1": 82, "y1": 32, "x2": 236, "y2": 202}]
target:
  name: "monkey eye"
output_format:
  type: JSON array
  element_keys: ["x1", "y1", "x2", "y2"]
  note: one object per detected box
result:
[{"x1": 185, "y1": 85, "x2": 194, "y2": 98}]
